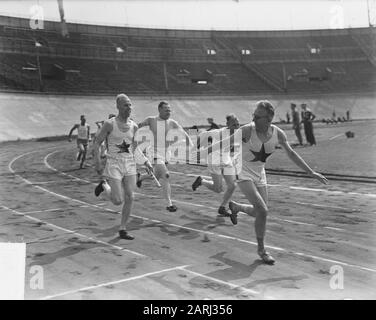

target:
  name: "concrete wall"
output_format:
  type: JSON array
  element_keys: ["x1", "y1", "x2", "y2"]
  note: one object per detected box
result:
[{"x1": 0, "y1": 91, "x2": 375, "y2": 142}]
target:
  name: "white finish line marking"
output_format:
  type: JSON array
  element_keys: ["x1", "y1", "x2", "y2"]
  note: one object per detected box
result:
[{"x1": 40, "y1": 265, "x2": 190, "y2": 300}]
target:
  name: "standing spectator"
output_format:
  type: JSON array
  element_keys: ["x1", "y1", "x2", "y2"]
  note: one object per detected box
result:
[
  {"x1": 286, "y1": 111, "x2": 290, "y2": 124},
  {"x1": 301, "y1": 103, "x2": 316, "y2": 146},
  {"x1": 207, "y1": 118, "x2": 219, "y2": 131},
  {"x1": 346, "y1": 110, "x2": 350, "y2": 121},
  {"x1": 291, "y1": 103, "x2": 303, "y2": 145}
]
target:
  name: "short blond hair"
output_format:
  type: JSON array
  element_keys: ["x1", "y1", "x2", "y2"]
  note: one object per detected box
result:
[
  {"x1": 256, "y1": 100, "x2": 275, "y2": 117},
  {"x1": 116, "y1": 93, "x2": 130, "y2": 106}
]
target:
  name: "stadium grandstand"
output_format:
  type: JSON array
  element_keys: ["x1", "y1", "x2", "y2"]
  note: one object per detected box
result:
[{"x1": 0, "y1": 15, "x2": 375, "y2": 95}]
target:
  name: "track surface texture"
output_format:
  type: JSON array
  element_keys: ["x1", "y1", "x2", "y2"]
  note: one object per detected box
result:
[{"x1": 0, "y1": 120, "x2": 375, "y2": 299}]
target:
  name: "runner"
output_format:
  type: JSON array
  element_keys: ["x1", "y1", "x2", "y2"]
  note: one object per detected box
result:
[
  {"x1": 206, "y1": 100, "x2": 328, "y2": 265},
  {"x1": 93, "y1": 94, "x2": 153, "y2": 240},
  {"x1": 137, "y1": 101, "x2": 193, "y2": 212},
  {"x1": 68, "y1": 115, "x2": 90, "y2": 169},
  {"x1": 191, "y1": 113, "x2": 241, "y2": 216}
]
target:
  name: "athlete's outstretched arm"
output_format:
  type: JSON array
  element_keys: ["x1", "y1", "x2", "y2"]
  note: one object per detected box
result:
[
  {"x1": 277, "y1": 128, "x2": 328, "y2": 184},
  {"x1": 172, "y1": 120, "x2": 194, "y2": 148}
]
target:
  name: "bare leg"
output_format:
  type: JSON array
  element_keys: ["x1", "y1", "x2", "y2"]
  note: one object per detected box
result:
[
  {"x1": 80, "y1": 145, "x2": 87, "y2": 168},
  {"x1": 106, "y1": 177, "x2": 124, "y2": 206},
  {"x1": 221, "y1": 174, "x2": 236, "y2": 207},
  {"x1": 77, "y1": 143, "x2": 84, "y2": 161},
  {"x1": 201, "y1": 174, "x2": 223, "y2": 193},
  {"x1": 237, "y1": 181, "x2": 267, "y2": 238},
  {"x1": 154, "y1": 163, "x2": 173, "y2": 207},
  {"x1": 119, "y1": 175, "x2": 136, "y2": 231}
]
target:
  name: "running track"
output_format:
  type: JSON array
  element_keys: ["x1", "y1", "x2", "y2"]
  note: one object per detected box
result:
[{"x1": 0, "y1": 141, "x2": 375, "y2": 299}]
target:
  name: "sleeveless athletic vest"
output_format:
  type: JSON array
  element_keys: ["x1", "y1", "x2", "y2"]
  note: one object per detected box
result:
[
  {"x1": 77, "y1": 124, "x2": 89, "y2": 140},
  {"x1": 241, "y1": 123, "x2": 279, "y2": 171},
  {"x1": 106, "y1": 117, "x2": 136, "y2": 160}
]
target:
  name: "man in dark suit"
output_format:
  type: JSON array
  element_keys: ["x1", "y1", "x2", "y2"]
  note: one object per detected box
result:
[
  {"x1": 301, "y1": 103, "x2": 316, "y2": 145},
  {"x1": 291, "y1": 103, "x2": 303, "y2": 145}
]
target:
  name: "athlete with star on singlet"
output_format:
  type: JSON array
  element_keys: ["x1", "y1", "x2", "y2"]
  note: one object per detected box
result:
[
  {"x1": 206, "y1": 100, "x2": 328, "y2": 265},
  {"x1": 93, "y1": 94, "x2": 153, "y2": 240}
]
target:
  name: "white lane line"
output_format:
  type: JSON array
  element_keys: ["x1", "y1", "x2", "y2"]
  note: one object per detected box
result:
[
  {"x1": 181, "y1": 268, "x2": 269, "y2": 299},
  {"x1": 25, "y1": 232, "x2": 78, "y2": 245},
  {"x1": 40, "y1": 265, "x2": 191, "y2": 300},
  {"x1": 289, "y1": 186, "x2": 376, "y2": 198},
  {"x1": 275, "y1": 219, "x2": 316, "y2": 227},
  {"x1": 7, "y1": 152, "x2": 147, "y2": 258},
  {"x1": 348, "y1": 192, "x2": 376, "y2": 197},
  {"x1": 40, "y1": 151, "x2": 376, "y2": 274},
  {"x1": 19, "y1": 205, "x2": 99, "y2": 215},
  {"x1": 295, "y1": 201, "x2": 360, "y2": 212},
  {"x1": 329, "y1": 133, "x2": 343, "y2": 140},
  {"x1": 19, "y1": 208, "x2": 66, "y2": 214},
  {"x1": 324, "y1": 226, "x2": 346, "y2": 231},
  {"x1": 274, "y1": 218, "x2": 348, "y2": 232},
  {"x1": 292, "y1": 252, "x2": 376, "y2": 273},
  {"x1": 29, "y1": 180, "x2": 81, "y2": 185},
  {"x1": 170, "y1": 171, "x2": 376, "y2": 198},
  {"x1": 170, "y1": 170, "x2": 211, "y2": 179},
  {"x1": 41, "y1": 263, "x2": 267, "y2": 300},
  {"x1": 0, "y1": 203, "x2": 146, "y2": 258}
]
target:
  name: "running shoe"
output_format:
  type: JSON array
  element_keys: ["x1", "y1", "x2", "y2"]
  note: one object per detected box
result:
[
  {"x1": 94, "y1": 180, "x2": 106, "y2": 197},
  {"x1": 218, "y1": 206, "x2": 230, "y2": 217},
  {"x1": 118, "y1": 230, "x2": 134, "y2": 240},
  {"x1": 166, "y1": 205, "x2": 178, "y2": 212},
  {"x1": 258, "y1": 250, "x2": 275, "y2": 265},
  {"x1": 136, "y1": 172, "x2": 142, "y2": 188},
  {"x1": 228, "y1": 201, "x2": 238, "y2": 225},
  {"x1": 192, "y1": 176, "x2": 202, "y2": 191}
]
